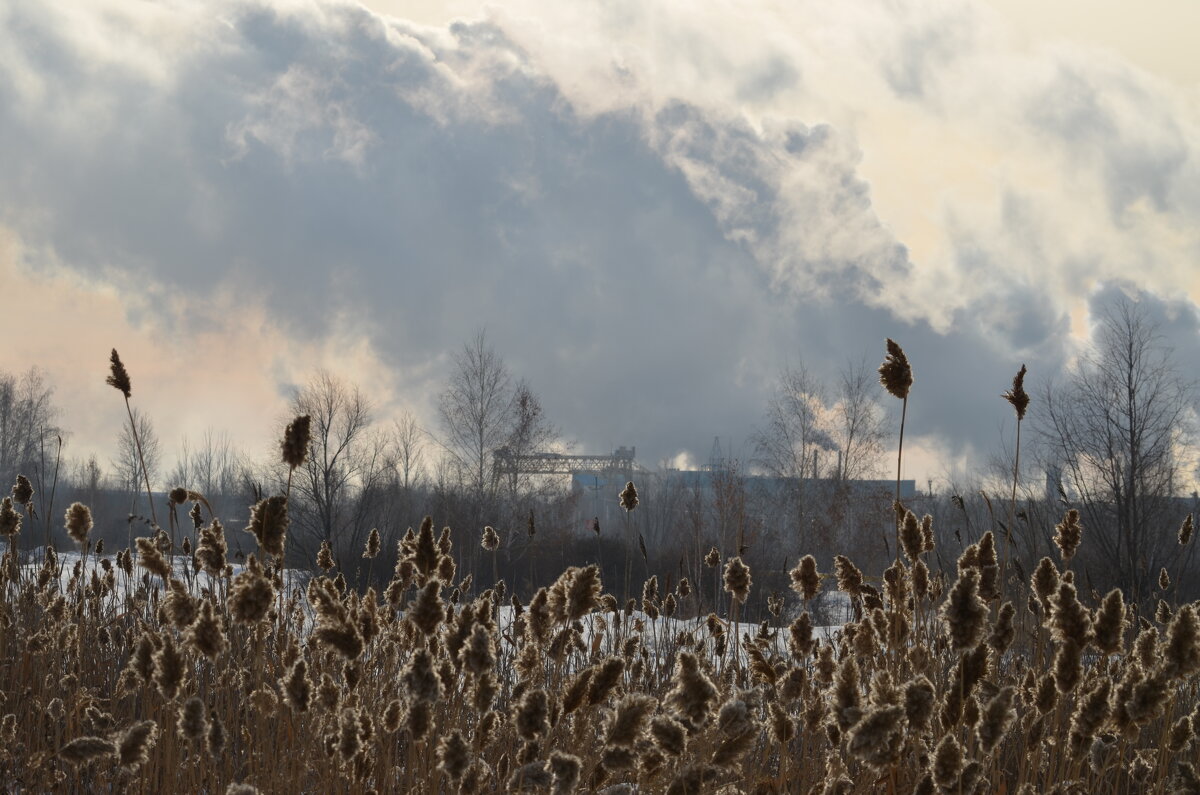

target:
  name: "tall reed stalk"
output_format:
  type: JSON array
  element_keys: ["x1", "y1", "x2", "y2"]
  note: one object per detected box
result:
[
  {"x1": 879, "y1": 338, "x2": 913, "y2": 562},
  {"x1": 1002, "y1": 365, "x2": 1029, "y2": 595},
  {"x1": 106, "y1": 349, "x2": 162, "y2": 555}
]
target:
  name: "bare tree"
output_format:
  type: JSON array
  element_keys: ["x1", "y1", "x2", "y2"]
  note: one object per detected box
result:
[
  {"x1": 287, "y1": 370, "x2": 390, "y2": 570},
  {"x1": 753, "y1": 364, "x2": 832, "y2": 483},
  {"x1": 753, "y1": 360, "x2": 888, "y2": 554},
  {"x1": 112, "y1": 407, "x2": 161, "y2": 517},
  {"x1": 168, "y1": 429, "x2": 245, "y2": 499},
  {"x1": 0, "y1": 367, "x2": 60, "y2": 490},
  {"x1": 498, "y1": 380, "x2": 562, "y2": 501},
  {"x1": 438, "y1": 330, "x2": 512, "y2": 500},
  {"x1": 392, "y1": 411, "x2": 427, "y2": 494},
  {"x1": 383, "y1": 410, "x2": 427, "y2": 527},
  {"x1": 70, "y1": 454, "x2": 105, "y2": 509},
  {"x1": 830, "y1": 359, "x2": 889, "y2": 483},
  {"x1": 1037, "y1": 296, "x2": 1197, "y2": 597}
]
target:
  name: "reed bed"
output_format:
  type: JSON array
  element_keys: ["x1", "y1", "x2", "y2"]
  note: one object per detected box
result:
[{"x1": 1, "y1": 346, "x2": 1198, "y2": 794}]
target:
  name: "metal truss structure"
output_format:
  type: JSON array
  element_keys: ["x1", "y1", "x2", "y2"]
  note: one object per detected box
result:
[{"x1": 492, "y1": 446, "x2": 636, "y2": 477}]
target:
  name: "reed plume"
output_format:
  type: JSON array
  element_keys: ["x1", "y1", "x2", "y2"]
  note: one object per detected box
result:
[
  {"x1": 722, "y1": 556, "x2": 751, "y2": 602},
  {"x1": 11, "y1": 475, "x2": 32, "y2": 508},
  {"x1": 118, "y1": 720, "x2": 158, "y2": 769},
  {"x1": 59, "y1": 736, "x2": 116, "y2": 765},
  {"x1": 0, "y1": 497, "x2": 21, "y2": 538},
  {"x1": 879, "y1": 338, "x2": 913, "y2": 560},
  {"x1": 245, "y1": 496, "x2": 288, "y2": 560},
  {"x1": 789, "y1": 555, "x2": 821, "y2": 600},
  {"x1": 281, "y1": 414, "x2": 311, "y2": 471},
  {"x1": 619, "y1": 481, "x2": 639, "y2": 512},
  {"x1": 1053, "y1": 508, "x2": 1083, "y2": 565},
  {"x1": 228, "y1": 555, "x2": 275, "y2": 624},
  {"x1": 64, "y1": 502, "x2": 92, "y2": 545},
  {"x1": 941, "y1": 568, "x2": 988, "y2": 651}
]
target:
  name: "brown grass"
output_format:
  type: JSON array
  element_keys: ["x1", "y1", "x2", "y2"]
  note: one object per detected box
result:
[{"x1": 3, "y1": 356, "x2": 1200, "y2": 793}]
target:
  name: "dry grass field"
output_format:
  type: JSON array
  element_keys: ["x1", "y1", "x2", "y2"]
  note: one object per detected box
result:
[{"x1": 1, "y1": 349, "x2": 1198, "y2": 794}]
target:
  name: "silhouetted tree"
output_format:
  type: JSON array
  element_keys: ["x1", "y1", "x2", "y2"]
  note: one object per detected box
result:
[{"x1": 1038, "y1": 296, "x2": 1197, "y2": 597}]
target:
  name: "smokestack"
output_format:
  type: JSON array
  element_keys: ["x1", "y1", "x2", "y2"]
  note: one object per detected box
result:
[{"x1": 1046, "y1": 464, "x2": 1063, "y2": 503}]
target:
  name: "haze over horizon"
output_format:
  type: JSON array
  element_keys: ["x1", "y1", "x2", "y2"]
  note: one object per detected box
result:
[{"x1": 2, "y1": 0, "x2": 1198, "y2": 489}]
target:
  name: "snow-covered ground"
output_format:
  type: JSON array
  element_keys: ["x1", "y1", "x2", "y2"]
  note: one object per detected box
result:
[{"x1": 16, "y1": 547, "x2": 842, "y2": 667}]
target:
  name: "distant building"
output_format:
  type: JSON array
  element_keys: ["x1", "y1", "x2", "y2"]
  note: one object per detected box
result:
[{"x1": 571, "y1": 464, "x2": 916, "y2": 540}]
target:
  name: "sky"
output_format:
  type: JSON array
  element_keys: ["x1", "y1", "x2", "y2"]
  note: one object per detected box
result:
[{"x1": 1, "y1": 0, "x2": 1198, "y2": 489}]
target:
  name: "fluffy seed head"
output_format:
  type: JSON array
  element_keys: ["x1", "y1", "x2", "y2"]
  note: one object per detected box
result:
[
  {"x1": 1068, "y1": 679, "x2": 1112, "y2": 756},
  {"x1": 723, "y1": 556, "x2": 751, "y2": 602},
  {"x1": 1050, "y1": 580, "x2": 1093, "y2": 646},
  {"x1": 977, "y1": 686, "x2": 1017, "y2": 754},
  {"x1": 1054, "y1": 639, "x2": 1084, "y2": 694},
  {"x1": 987, "y1": 602, "x2": 1017, "y2": 656},
  {"x1": 619, "y1": 481, "x2": 639, "y2": 512},
  {"x1": 1169, "y1": 716, "x2": 1195, "y2": 753},
  {"x1": 565, "y1": 564, "x2": 601, "y2": 621},
  {"x1": 1093, "y1": 589, "x2": 1127, "y2": 656},
  {"x1": 513, "y1": 689, "x2": 550, "y2": 741},
  {"x1": 1002, "y1": 364, "x2": 1030, "y2": 420},
  {"x1": 940, "y1": 569, "x2": 989, "y2": 651},
  {"x1": 402, "y1": 648, "x2": 443, "y2": 703},
  {"x1": 652, "y1": 715, "x2": 688, "y2": 756},
  {"x1": 227, "y1": 555, "x2": 275, "y2": 624},
  {"x1": 59, "y1": 736, "x2": 116, "y2": 765},
  {"x1": 152, "y1": 633, "x2": 185, "y2": 700},
  {"x1": 931, "y1": 733, "x2": 963, "y2": 791},
  {"x1": 408, "y1": 580, "x2": 445, "y2": 637},
  {"x1": 282, "y1": 658, "x2": 312, "y2": 713},
  {"x1": 878, "y1": 338, "x2": 913, "y2": 400},
  {"x1": 605, "y1": 693, "x2": 657, "y2": 747},
  {"x1": 1032, "y1": 556, "x2": 1059, "y2": 610},
  {"x1": 900, "y1": 510, "x2": 923, "y2": 563},
  {"x1": 11, "y1": 475, "x2": 32, "y2": 507},
  {"x1": 587, "y1": 656, "x2": 626, "y2": 706},
  {"x1": 64, "y1": 502, "x2": 93, "y2": 545},
  {"x1": 179, "y1": 698, "x2": 208, "y2": 742},
  {"x1": 281, "y1": 414, "x2": 311, "y2": 469},
  {"x1": 903, "y1": 676, "x2": 936, "y2": 733},
  {"x1": 847, "y1": 705, "x2": 906, "y2": 771},
  {"x1": 437, "y1": 730, "x2": 471, "y2": 782},
  {"x1": 187, "y1": 598, "x2": 227, "y2": 660},
  {"x1": 207, "y1": 711, "x2": 226, "y2": 756},
  {"x1": 548, "y1": 751, "x2": 581, "y2": 795},
  {"x1": 135, "y1": 536, "x2": 170, "y2": 579},
  {"x1": 666, "y1": 651, "x2": 718, "y2": 730},
  {"x1": 0, "y1": 497, "x2": 21, "y2": 537},
  {"x1": 461, "y1": 623, "x2": 497, "y2": 676},
  {"x1": 363, "y1": 527, "x2": 380, "y2": 559},
  {"x1": 834, "y1": 555, "x2": 864, "y2": 597},
  {"x1": 1161, "y1": 604, "x2": 1200, "y2": 681},
  {"x1": 118, "y1": 720, "x2": 158, "y2": 769},
  {"x1": 789, "y1": 612, "x2": 816, "y2": 660},
  {"x1": 1126, "y1": 669, "x2": 1170, "y2": 726},
  {"x1": 789, "y1": 555, "x2": 820, "y2": 600},
  {"x1": 1053, "y1": 509, "x2": 1083, "y2": 564},
  {"x1": 481, "y1": 525, "x2": 499, "y2": 551},
  {"x1": 245, "y1": 496, "x2": 288, "y2": 559},
  {"x1": 196, "y1": 519, "x2": 229, "y2": 576},
  {"x1": 106, "y1": 349, "x2": 132, "y2": 398}
]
